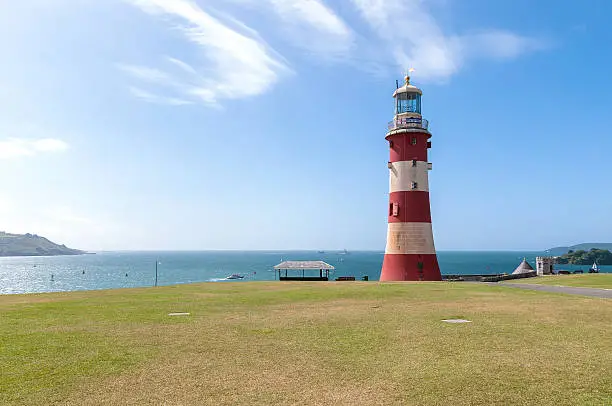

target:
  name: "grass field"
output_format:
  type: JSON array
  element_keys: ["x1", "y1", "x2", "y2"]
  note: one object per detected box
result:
[
  {"x1": 505, "y1": 274, "x2": 612, "y2": 289},
  {"x1": 1, "y1": 282, "x2": 611, "y2": 405}
]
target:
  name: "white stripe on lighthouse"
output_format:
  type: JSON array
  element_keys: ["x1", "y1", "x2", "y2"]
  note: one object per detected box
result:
[
  {"x1": 389, "y1": 161, "x2": 429, "y2": 193},
  {"x1": 385, "y1": 222, "x2": 436, "y2": 255}
]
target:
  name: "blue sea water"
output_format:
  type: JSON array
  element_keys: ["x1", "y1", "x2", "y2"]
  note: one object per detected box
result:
[{"x1": 0, "y1": 251, "x2": 609, "y2": 295}]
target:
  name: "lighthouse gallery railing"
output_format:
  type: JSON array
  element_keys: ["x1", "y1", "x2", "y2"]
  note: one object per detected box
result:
[{"x1": 388, "y1": 118, "x2": 429, "y2": 131}]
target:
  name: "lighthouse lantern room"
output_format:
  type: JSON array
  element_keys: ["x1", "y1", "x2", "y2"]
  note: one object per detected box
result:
[{"x1": 380, "y1": 73, "x2": 442, "y2": 281}]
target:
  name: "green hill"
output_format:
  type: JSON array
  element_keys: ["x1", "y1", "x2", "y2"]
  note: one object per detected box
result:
[
  {"x1": 0, "y1": 232, "x2": 85, "y2": 257},
  {"x1": 546, "y1": 243, "x2": 612, "y2": 256},
  {"x1": 555, "y1": 248, "x2": 612, "y2": 265}
]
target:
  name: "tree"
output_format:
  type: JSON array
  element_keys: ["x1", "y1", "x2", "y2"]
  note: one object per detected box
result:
[{"x1": 557, "y1": 249, "x2": 612, "y2": 265}]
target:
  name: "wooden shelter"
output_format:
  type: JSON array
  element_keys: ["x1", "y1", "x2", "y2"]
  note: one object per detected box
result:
[{"x1": 273, "y1": 261, "x2": 335, "y2": 281}]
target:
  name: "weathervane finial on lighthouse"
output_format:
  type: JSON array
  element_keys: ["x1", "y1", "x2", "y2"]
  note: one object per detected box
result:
[{"x1": 405, "y1": 67, "x2": 415, "y2": 85}]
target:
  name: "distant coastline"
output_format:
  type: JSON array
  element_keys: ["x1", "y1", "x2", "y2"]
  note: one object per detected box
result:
[
  {"x1": 555, "y1": 249, "x2": 612, "y2": 265},
  {"x1": 547, "y1": 243, "x2": 612, "y2": 256},
  {"x1": 0, "y1": 232, "x2": 86, "y2": 257}
]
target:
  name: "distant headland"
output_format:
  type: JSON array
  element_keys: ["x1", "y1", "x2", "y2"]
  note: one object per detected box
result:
[
  {"x1": 546, "y1": 243, "x2": 612, "y2": 257},
  {"x1": 546, "y1": 243, "x2": 612, "y2": 265},
  {"x1": 0, "y1": 232, "x2": 86, "y2": 257},
  {"x1": 554, "y1": 249, "x2": 612, "y2": 265}
]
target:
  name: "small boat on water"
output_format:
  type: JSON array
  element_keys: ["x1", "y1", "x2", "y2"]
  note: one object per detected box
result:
[
  {"x1": 225, "y1": 274, "x2": 245, "y2": 280},
  {"x1": 589, "y1": 261, "x2": 600, "y2": 273}
]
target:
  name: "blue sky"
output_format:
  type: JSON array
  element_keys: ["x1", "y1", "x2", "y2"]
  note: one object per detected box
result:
[{"x1": 1, "y1": 0, "x2": 611, "y2": 251}]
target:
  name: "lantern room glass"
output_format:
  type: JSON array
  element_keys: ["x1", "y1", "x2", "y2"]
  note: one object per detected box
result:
[{"x1": 395, "y1": 92, "x2": 421, "y2": 115}]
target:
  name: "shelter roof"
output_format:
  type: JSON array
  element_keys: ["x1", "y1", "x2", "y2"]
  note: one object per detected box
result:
[
  {"x1": 512, "y1": 258, "x2": 535, "y2": 275},
  {"x1": 274, "y1": 260, "x2": 335, "y2": 270}
]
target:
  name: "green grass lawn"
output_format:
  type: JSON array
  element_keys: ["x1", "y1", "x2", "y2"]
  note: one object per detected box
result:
[
  {"x1": 505, "y1": 273, "x2": 612, "y2": 289},
  {"x1": 1, "y1": 282, "x2": 611, "y2": 405}
]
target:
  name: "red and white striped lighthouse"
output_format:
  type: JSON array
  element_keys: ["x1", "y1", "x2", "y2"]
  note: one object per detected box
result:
[{"x1": 380, "y1": 73, "x2": 442, "y2": 281}]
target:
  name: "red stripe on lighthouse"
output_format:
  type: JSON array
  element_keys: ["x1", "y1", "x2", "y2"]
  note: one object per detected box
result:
[
  {"x1": 388, "y1": 191, "x2": 431, "y2": 223},
  {"x1": 387, "y1": 131, "x2": 431, "y2": 162},
  {"x1": 380, "y1": 254, "x2": 440, "y2": 281}
]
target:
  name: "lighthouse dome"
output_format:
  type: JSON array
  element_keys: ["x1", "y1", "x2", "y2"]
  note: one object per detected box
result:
[{"x1": 393, "y1": 74, "x2": 422, "y2": 97}]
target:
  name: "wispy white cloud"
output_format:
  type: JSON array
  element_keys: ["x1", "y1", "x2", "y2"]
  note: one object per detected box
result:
[
  {"x1": 262, "y1": 0, "x2": 354, "y2": 58},
  {"x1": 222, "y1": 0, "x2": 354, "y2": 59},
  {"x1": 165, "y1": 56, "x2": 198, "y2": 75},
  {"x1": 117, "y1": 64, "x2": 171, "y2": 83},
  {"x1": 351, "y1": 0, "x2": 547, "y2": 81},
  {"x1": 121, "y1": 0, "x2": 291, "y2": 106},
  {"x1": 460, "y1": 30, "x2": 548, "y2": 60},
  {"x1": 129, "y1": 86, "x2": 193, "y2": 105},
  {"x1": 0, "y1": 138, "x2": 69, "y2": 159},
  {"x1": 120, "y1": 0, "x2": 547, "y2": 104}
]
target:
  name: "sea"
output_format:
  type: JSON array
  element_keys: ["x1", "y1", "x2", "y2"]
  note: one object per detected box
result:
[{"x1": 0, "y1": 251, "x2": 609, "y2": 295}]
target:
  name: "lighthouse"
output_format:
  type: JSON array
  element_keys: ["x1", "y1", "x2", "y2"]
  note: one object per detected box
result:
[{"x1": 380, "y1": 73, "x2": 442, "y2": 281}]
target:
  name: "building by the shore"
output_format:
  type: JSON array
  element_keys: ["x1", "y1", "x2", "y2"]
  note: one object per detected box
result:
[{"x1": 536, "y1": 257, "x2": 555, "y2": 276}]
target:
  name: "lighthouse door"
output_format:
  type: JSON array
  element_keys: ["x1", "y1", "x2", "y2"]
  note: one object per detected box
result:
[{"x1": 417, "y1": 257, "x2": 424, "y2": 281}]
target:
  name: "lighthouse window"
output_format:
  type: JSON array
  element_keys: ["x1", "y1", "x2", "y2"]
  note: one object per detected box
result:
[
  {"x1": 412, "y1": 160, "x2": 417, "y2": 167},
  {"x1": 395, "y1": 93, "x2": 422, "y2": 114},
  {"x1": 411, "y1": 137, "x2": 417, "y2": 145},
  {"x1": 411, "y1": 182, "x2": 418, "y2": 190},
  {"x1": 392, "y1": 203, "x2": 399, "y2": 217}
]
